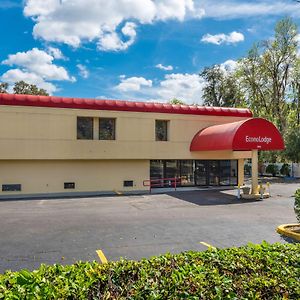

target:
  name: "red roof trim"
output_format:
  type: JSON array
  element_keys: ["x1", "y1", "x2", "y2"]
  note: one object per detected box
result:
[
  {"x1": 190, "y1": 118, "x2": 284, "y2": 151},
  {"x1": 0, "y1": 93, "x2": 253, "y2": 117}
]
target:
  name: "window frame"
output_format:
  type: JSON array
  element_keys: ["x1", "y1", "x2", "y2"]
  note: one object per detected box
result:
[
  {"x1": 77, "y1": 116, "x2": 94, "y2": 140},
  {"x1": 99, "y1": 117, "x2": 116, "y2": 140},
  {"x1": 155, "y1": 119, "x2": 169, "y2": 141}
]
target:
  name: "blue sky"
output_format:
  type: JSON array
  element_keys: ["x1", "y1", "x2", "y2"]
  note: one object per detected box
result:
[{"x1": 0, "y1": 0, "x2": 300, "y2": 104}]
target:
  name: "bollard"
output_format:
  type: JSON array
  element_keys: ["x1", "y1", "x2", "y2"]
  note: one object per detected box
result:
[
  {"x1": 267, "y1": 182, "x2": 270, "y2": 197},
  {"x1": 237, "y1": 184, "x2": 241, "y2": 199},
  {"x1": 259, "y1": 184, "x2": 264, "y2": 200}
]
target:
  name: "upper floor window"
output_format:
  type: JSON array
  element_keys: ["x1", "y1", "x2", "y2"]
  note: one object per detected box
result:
[
  {"x1": 156, "y1": 120, "x2": 169, "y2": 141},
  {"x1": 99, "y1": 118, "x2": 116, "y2": 140},
  {"x1": 77, "y1": 117, "x2": 93, "y2": 140}
]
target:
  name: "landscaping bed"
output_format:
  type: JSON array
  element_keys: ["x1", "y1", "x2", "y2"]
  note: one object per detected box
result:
[{"x1": 1, "y1": 242, "x2": 300, "y2": 299}]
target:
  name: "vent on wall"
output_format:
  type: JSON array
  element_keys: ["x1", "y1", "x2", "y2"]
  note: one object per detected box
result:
[
  {"x1": 64, "y1": 182, "x2": 75, "y2": 189},
  {"x1": 123, "y1": 180, "x2": 134, "y2": 187},
  {"x1": 2, "y1": 184, "x2": 22, "y2": 192}
]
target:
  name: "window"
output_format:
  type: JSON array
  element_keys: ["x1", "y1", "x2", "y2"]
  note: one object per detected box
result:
[
  {"x1": 2, "y1": 184, "x2": 21, "y2": 192},
  {"x1": 77, "y1": 117, "x2": 93, "y2": 140},
  {"x1": 99, "y1": 118, "x2": 116, "y2": 140},
  {"x1": 155, "y1": 120, "x2": 168, "y2": 141},
  {"x1": 123, "y1": 180, "x2": 134, "y2": 187},
  {"x1": 64, "y1": 182, "x2": 75, "y2": 189}
]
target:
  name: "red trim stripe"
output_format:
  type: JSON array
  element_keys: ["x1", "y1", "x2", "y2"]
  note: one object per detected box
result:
[{"x1": 0, "y1": 93, "x2": 253, "y2": 117}]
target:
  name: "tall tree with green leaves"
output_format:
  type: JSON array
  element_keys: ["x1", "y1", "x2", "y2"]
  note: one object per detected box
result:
[
  {"x1": 200, "y1": 65, "x2": 245, "y2": 107},
  {"x1": 13, "y1": 81, "x2": 49, "y2": 96},
  {"x1": 0, "y1": 82, "x2": 8, "y2": 93},
  {"x1": 290, "y1": 59, "x2": 300, "y2": 127},
  {"x1": 169, "y1": 98, "x2": 186, "y2": 105},
  {"x1": 237, "y1": 17, "x2": 298, "y2": 134}
]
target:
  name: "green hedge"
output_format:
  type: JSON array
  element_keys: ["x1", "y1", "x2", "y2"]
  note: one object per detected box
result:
[
  {"x1": 1, "y1": 242, "x2": 300, "y2": 299},
  {"x1": 295, "y1": 189, "x2": 300, "y2": 223}
]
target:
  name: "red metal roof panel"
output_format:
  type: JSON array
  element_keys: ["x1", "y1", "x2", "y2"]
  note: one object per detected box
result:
[{"x1": 0, "y1": 93, "x2": 253, "y2": 117}]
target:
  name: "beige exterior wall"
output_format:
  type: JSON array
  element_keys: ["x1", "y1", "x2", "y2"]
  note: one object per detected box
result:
[
  {"x1": 0, "y1": 160, "x2": 149, "y2": 196},
  {"x1": 0, "y1": 105, "x2": 251, "y2": 160},
  {"x1": 0, "y1": 105, "x2": 252, "y2": 196}
]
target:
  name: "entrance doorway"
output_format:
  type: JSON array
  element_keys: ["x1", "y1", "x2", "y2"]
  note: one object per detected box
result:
[{"x1": 150, "y1": 160, "x2": 238, "y2": 187}]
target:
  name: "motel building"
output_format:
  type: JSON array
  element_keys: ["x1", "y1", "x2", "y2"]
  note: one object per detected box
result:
[{"x1": 0, "y1": 93, "x2": 284, "y2": 198}]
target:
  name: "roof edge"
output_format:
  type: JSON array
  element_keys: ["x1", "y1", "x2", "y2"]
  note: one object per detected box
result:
[{"x1": 0, "y1": 93, "x2": 253, "y2": 117}]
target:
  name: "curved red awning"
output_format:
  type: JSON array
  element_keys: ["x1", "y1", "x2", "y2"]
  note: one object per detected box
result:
[{"x1": 190, "y1": 118, "x2": 284, "y2": 151}]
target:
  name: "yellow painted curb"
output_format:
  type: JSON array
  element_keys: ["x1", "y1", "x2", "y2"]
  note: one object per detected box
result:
[
  {"x1": 114, "y1": 190, "x2": 123, "y2": 195},
  {"x1": 276, "y1": 224, "x2": 300, "y2": 241},
  {"x1": 96, "y1": 250, "x2": 108, "y2": 264},
  {"x1": 199, "y1": 241, "x2": 216, "y2": 250}
]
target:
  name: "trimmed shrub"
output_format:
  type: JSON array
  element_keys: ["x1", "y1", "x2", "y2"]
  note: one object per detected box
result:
[
  {"x1": 280, "y1": 163, "x2": 291, "y2": 177},
  {"x1": 266, "y1": 164, "x2": 279, "y2": 177},
  {"x1": 1, "y1": 243, "x2": 300, "y2": 299},
  {"x1": 295, "y1": 189, "x2": 300, "y2": 223}
]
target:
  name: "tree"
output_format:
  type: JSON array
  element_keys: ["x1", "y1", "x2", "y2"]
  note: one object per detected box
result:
[
  {"x1": 169, "y1": 98, "x2": 186, "y2": 105},
  {"x1": 13, "y1": 81, "x2": 49, "y2": 96},
  {"x1": 284, "y1": 127, "x2": 300, "y2": 163},
  {"x1": 237, "y1": 17, "x2": 298, "y2": 134},
  {"x1": 290, "y1": 58, "x2": 300, "y2": 127},
  {"x1": 200, "y1": 65, "x2": 245, "y2": 107},
  {"x1": 0, "y1": 82, "x2": 8, "y2": 93}
]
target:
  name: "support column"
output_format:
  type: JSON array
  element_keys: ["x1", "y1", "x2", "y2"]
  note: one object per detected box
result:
[
  {"x1": 93, "y1": 117, "x2": 99, "y2": 140},
  {"x1": 238, "y1": 159, "x2": 244, "y2": 187},
  {"x1": 251, "y1": 149, "x2": 258, "y2": 194}
]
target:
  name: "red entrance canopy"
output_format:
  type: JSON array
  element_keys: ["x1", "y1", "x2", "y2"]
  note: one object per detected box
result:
[{"x1": 190, "y1": 118, "x2": 284, "y2": 151}]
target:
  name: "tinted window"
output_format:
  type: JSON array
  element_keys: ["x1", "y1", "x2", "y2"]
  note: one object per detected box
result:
[
  {"x1": 99, "y1": 118, "x2": 116, "y2": 140},
  {"x1": 155, "y1": 120, "x2": 168, "y2": 141},
  {"x1": 77, "y1": 117, "x2": 93, "y2": 140},
  {"x1": 64, "y1": 182, "x2": 75, "y2": 189},
  {"x1": 123, "y1": 180, "x2": 133, "y2": 187},
  {"x1": 2, "y1": 184, "x2": 21, "y2": 192}
]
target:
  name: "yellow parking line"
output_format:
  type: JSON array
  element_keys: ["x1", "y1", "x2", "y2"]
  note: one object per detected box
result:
[
  {"x1": 200, "y1": 241, "x2": 216, "y2": 249},
  {"x1": 114, "y1": 190, "x2": 123, "y2": 195},
  {"x1": 96, "y1": 249, "x2": 108, "y2": 264}
]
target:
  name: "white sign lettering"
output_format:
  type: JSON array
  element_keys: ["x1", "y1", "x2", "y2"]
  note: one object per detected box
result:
[{"x1": 245, "y1": 136, "x2": 272, "y2": 144}]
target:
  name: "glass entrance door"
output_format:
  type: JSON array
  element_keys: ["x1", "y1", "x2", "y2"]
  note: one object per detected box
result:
[
  {"x1": 208, "y1": 160, "x2": 220, "y2": 186},
  {"x1": 194, "y1": 160, "x2": 208, "y2": 186}
]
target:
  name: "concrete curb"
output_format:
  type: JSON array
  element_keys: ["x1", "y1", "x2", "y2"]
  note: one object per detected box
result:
[{"x1": 276, "y1": 224, "x2": 300, "y2": 241}]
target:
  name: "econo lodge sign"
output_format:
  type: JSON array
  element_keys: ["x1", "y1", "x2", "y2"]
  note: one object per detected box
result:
[
  {"x1": 190, "y1": 118, "x2": 285, "y2": 151},
  {"x1": 245, "y1": 136, "x2": 272, "y2": 145}
]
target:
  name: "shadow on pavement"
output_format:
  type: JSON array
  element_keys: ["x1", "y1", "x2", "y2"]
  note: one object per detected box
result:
[{"x1": 166, "y1": 190, "x2": 258, "y2": 206}]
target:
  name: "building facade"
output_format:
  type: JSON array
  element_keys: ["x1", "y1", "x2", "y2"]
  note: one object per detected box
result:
[{"x1": 0, "y1": 94, "x2": 284, "y2": 198}]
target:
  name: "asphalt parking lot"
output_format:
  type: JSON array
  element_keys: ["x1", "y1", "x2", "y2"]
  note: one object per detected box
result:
[{"x1": 0, "y1": 182, "x2": 298, "y2": 273}]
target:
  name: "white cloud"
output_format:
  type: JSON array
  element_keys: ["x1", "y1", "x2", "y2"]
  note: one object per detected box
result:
[
  {"x1": 23, "y1": 0, "x2": 204, "y2": 51},
  {"x1": 1, "y1": 69, "x2": 57, "y2": 94},
  {"x1": 2, "y1": 48, "x2": 74, "y2": 81},
  {"x1": 116, "y1": 76, "x2": 152, "y2": 92},
  {"x1": 77, "y1": 64, "x2": 89, "y2": 79},
  {"x1": 220, "y1": 59, "x2": 237, "y2": 72},
  {"x1": 47, "y1": 46, "x2": 64, "y2": 59},
  {"x1": 114, "y1": 73, "x2": 205, "y2": 104},
  {"x1": 98, "y1": 22, "x2": 137, "y2": 51},
  {"x1": 155, "y1": 63, "x2": 174, "y2": 71},
  {"x1": 201, "y1": 1, "x2": 300, "y2": 19},
  {"x1": 1, "y1": 48, "x2": 75, "y2": 94},
  {"x1": 201, "y1": 31, "x2": 244, "y2": 45},
  {"x1": 156, "y1": 73, "x2": 205, "y2": 103}
]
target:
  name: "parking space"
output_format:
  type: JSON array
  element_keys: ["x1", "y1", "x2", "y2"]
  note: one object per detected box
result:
[{"x1": 0, "y1": 183, "x2": 298, "y2": 273}]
